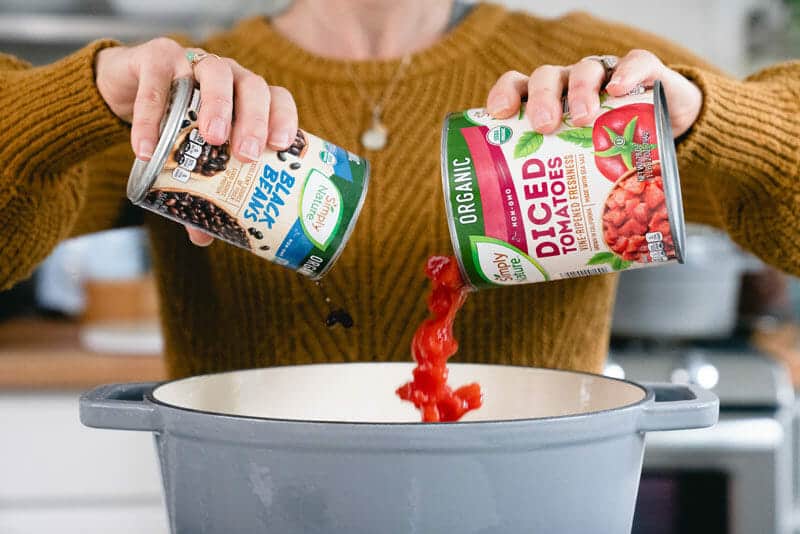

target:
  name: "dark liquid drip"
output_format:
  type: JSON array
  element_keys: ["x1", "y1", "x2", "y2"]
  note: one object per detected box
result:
[
  {"x1": 325, "y1": 308, "x2": 354, "y2": 328},
  {"x1": 313, "y1": 280, "x2": 354, "y2": 328}
]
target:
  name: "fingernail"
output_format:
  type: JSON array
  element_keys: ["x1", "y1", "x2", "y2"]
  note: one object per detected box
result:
[
  {"x1": 207, "y1": 117, "x2": 227, "y2": 143},
  {"x1": 608, "y1": 75, "x2": 623, "y2": 87},
  {"x1": 137, "y1": 139, "x2": 154, "y2": 160},
  {"x1": 488, "y1": 94, "x2": 511, "y2": 116},
  {"x1": 532, "y1": 110, "x2": 552, "y2": 129},
  {"x1": 239, "y1": 137, "x2": 261, "y2": 161},
  {"x1": 571, "y1": 102, "x2": 589, "y2": 119},
  {"x1": 269, "y1": 128, "x2": 294, "y2": 149},
  {"x1": 187, "y1": 229, "x2": 213, "y2": 247}
]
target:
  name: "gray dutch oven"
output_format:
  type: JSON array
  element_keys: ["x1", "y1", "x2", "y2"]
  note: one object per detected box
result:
[{"x1": 80, "y1": 363, "x2": 718, "y2": 534}]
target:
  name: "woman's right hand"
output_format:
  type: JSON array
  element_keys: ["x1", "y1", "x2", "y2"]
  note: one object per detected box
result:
[{"x1": 94, "y1": 38, "x2": 298, "y2": 246}]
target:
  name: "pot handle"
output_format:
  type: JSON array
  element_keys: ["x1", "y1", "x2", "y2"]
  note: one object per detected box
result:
[
  {"x1": 80, "y1": 382, "x2": 161, "y2": 432},
  {"x1": 637, "y1": 382, "x2": 719, "y2": 432}
]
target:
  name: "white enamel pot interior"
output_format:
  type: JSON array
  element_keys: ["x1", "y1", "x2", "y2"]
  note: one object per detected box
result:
[{"x1": 152, "y1": 362, "x2": 648, "y2": 422}]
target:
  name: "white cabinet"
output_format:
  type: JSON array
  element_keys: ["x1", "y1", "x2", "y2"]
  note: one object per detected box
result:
[
  {"x1": 0, "y1": 392, "x2": 168, "y2": 533},
  {"x1": 0, "y1": 507, "x2": 168, "y2": 534}
]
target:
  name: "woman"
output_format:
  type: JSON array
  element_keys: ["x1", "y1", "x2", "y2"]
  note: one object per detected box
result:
[{"x1": 0, "y1": 1, "x2": 798, "y2": 378}]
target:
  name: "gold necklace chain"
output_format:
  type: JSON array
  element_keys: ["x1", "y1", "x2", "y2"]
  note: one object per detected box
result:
[
  {"x1": 344, "y1": 53, "x2": 412, "y2": 118},
  {"x1": 344, "y1": 54, "x2": 412, "y2": 151}
]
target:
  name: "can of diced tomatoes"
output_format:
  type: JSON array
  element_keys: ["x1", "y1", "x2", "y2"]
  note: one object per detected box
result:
[
  {"x1": 127, "y1": 77, "x2": 369, "y2": 280},
  {"x1": 441, "y1": 81, "x2": 685, "y2": 290}
]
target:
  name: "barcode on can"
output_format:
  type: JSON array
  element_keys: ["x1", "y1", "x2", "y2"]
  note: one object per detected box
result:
[{"x1": 562, "y1": 266, "x2": 611, "y2": 279}]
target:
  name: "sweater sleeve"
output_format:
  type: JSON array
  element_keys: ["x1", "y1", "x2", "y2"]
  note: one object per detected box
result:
[
  {"x1": 0, "y1": 40, "x2": 131, "y2": 291},
  {"x1": 554, "y1": 12, "x2": 800, "y2": 276},
  {"x1": 670, "y1": 63, "x2": 800, "y2": 275}
]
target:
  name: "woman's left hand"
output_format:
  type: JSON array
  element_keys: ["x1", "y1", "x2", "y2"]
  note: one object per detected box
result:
[{"x1": 486, "y1": 49, "x2": 703, "y2": 138}]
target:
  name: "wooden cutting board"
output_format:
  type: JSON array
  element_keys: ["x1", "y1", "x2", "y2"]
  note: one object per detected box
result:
[
  {"x1": 752, "y1": 320, "x2": 800, "y2": 388},
  {"x1": 0, "y1": 318, "x2": 166, "y2": 389}
]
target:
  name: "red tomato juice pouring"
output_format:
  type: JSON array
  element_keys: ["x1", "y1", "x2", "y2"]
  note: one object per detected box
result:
[{"x1": 396, "y1": 256, "x2": 482, "y2": 422}]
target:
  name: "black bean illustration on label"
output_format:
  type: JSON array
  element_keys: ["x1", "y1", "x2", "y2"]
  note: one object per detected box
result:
[
  {"x1": 173, "y1": 129, "x2": 230, "y2": 177},
  {"x1": 145, "y1": 190, "x2": 249, "y2": 248},
  {"x1": 247, "y1": 227, "x2": 264, "y2": 240},
  {"x1": 288, "y1": 130, "x2": 306, "y2": 156},
  {"x1": 276, "y1": 130, "x2": 307, "y2": 162}
]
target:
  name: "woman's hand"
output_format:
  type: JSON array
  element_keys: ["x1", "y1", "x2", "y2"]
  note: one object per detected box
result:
[
  {"x1": 486, "y1": 49, "x2": 702, "y2": 138},
  {"x1": 95, "y1": 38, "x2": 298, "y2": 246}
]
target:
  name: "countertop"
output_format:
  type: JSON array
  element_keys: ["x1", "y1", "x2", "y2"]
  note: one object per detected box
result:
[{"x1": 0, "y1": 318, "x2": 166, "y2": 389}]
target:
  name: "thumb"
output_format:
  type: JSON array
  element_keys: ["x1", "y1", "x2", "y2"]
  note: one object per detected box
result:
[{"x1": 185, "y1": 226, "x2": 214, "y2": 247}]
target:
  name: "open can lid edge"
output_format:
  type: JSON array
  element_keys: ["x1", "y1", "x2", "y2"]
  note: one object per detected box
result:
[
  {"x1": 654, "y1": 79, "x2": 687, "y2": 265},
  {"x1": 126, "y1": 77, "x2": 195, "y2": 204}
]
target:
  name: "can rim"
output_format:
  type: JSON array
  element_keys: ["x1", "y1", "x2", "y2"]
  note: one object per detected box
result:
[
  {"x1": 440, "y1": 112, "x2": 478, "y2": 291},
  {"x1": 311, "y1": 158, "x2": 372, "y2": 280},
  {"x1": 126, "y1": 77, "x2": 195, "y2": 204},
  {"x1": 653, "y1": 79, "x2": 687, "y2": 264}
]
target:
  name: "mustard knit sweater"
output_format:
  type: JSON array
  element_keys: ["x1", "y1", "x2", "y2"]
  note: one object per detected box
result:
[{"x1": 2, "y1": 4, "x2": 800, "y2": 378}]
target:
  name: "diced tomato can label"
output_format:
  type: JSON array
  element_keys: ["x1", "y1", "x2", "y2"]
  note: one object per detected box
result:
[
  {"x1": 127, "y1": 78, "x2": 369, "y2": 280},
  {"x1": 441, "y1": 81, "x2": 685, "y2": 290}
]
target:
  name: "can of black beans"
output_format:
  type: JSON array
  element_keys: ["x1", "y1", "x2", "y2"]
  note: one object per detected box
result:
[{"x1": 127, "y1": 77, "x2": 370, "y2": 279}]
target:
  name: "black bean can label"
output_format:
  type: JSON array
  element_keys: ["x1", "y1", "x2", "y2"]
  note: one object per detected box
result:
[
  {"x1": 127, "y1": 78, "x2": 369, "y2": 279},
  {"x1": 441, "y1": 81, "x2": 685, "y2": 290}
]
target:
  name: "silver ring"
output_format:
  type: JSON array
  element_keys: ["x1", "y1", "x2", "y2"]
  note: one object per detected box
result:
[{"x1": 581, "y1": 54, "x2": 619, "y2": 83}]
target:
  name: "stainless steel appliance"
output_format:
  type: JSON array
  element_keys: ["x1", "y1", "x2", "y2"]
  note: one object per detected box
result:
[
  {"x1": 612, "y1": 224, "x2": 759, "y2": 340},
  {"x1": 608, "y1": 343, "x2": 797, "y2": 534}
]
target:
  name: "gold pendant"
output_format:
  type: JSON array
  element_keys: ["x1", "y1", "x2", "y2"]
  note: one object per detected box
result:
[{"x1": 361, "y1": 110, "x2": 388, "y2": 151}]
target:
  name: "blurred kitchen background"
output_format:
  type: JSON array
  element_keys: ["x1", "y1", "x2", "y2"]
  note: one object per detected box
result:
[{"x1": 1, "y1": 0, "x2": 799, "y2": 533}]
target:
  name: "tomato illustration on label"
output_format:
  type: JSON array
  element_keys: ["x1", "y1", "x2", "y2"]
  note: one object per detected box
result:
[{"x1": 593, "y1": 103, "x2": 658, "y2": 182}]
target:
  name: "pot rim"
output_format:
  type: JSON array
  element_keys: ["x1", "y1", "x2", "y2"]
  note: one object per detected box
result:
[{"x1": 145, "y1": 362, "x2": 652, "y2": 427}]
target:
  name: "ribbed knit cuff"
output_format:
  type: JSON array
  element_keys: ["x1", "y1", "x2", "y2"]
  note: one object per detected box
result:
[
  {"x1": 671, "y1": 64, "x2": 800, "y2": 273},
  {"x1": 2, "y1": 39, "x2": 130, "y2": 179},
  {"x1": 672, "y1": 64, "x2": 800, "y2": 223}
]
